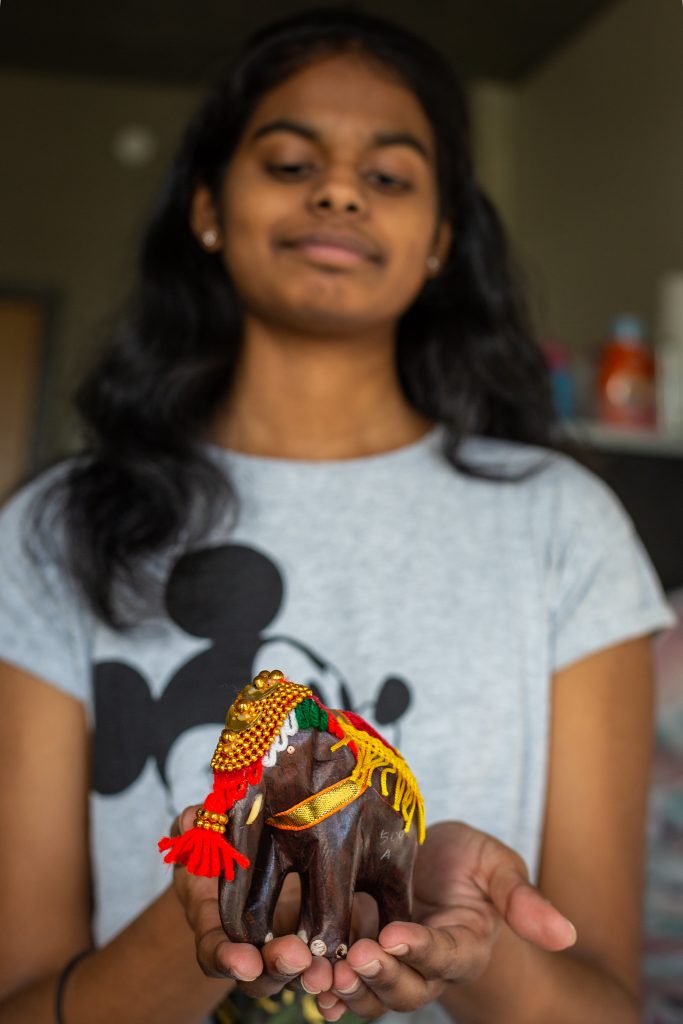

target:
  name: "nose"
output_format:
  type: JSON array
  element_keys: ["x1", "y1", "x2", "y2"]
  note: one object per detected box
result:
[{"x1": 307, "y1": 169, "x2": 366, "y2": 218}]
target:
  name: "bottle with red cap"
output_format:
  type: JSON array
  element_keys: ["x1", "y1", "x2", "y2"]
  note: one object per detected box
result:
[{"x1": 596, "y1": 314, "x2": 656, "y2": 429}]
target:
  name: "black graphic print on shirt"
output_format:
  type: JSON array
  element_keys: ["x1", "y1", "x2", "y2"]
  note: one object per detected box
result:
[{"x1": 92, "y1": 543, "x2": 412, "y2": 801}]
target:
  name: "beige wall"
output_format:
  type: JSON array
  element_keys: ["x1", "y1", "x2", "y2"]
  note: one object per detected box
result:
[
  {"x1": 512, "y1": 0, "x2": 683, "y2": 352},
  {"x1": 469, "y1": 80, "x2": 519, "y2": 232},
  {"x1": 0, "y1": 71, "x2": 200, "y2": 453},
  {"x1": 2, "y1": 0, "x2": 681, "y2": 457}
]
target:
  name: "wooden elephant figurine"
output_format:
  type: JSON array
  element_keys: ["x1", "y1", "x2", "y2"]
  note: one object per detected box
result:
[{"x1": 159, "y1": 669, "x2": 425, "y2": 961}]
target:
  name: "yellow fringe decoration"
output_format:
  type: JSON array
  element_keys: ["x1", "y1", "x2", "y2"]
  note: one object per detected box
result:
[{"x1": 331, "y1": 715, "x2": 425, "y2": 843}]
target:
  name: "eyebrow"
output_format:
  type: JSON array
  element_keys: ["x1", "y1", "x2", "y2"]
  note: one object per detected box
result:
[{"x1": 250, "y1": 118, "x2": 432, "y2": 162}]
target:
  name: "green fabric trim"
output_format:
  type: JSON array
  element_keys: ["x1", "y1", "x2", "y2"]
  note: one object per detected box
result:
[{"x1": 295, "y1": 698, "x2": 328, "y2": 732}]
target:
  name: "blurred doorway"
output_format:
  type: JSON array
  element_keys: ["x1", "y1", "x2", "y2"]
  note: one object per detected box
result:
[{"x1": 0, "y1": 291, "x2": 55, "y2": 500}]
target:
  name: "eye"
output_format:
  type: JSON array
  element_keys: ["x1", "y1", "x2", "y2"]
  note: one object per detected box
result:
[
  {"x1": 365, "y1": 170, "x2": 412, "y2": 193},
  {"x1": 265, "y1": 162, "x2": 316, "y2": 180}
]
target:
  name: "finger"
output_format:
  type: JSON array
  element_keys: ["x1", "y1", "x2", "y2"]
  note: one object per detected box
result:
[
  {"x1": 482, "y1": 847, "x2": 576, "y2": 952},
  {"x1": 378, "y1": 920, "x2": 492, "y2": 984},
  {"x1": 238, "y1": 934, "x2": 312, "y2": 998},
  {"x1": 300, "y1": 953, "x2": 333, "y2": 996},
  {"x1": 504, "y1": 879, "x2": 577, "y2": 951},
  {"x1": 170, "y1": 804, "x2": 200, "y2": 838},
  {"x1": 261, "y1": 934, "x2": 312, "y2": 978},
  {"x1": 191, "y1": 893, "x2": 262, "y2": 982},
  {"x1": 316, "y1": 993, "x2": 349, "y2": 1022},
  {"x1": 321, "y1": 974, "x2": 386, "y2": 1023},
  {"x1": 196, "y1": 928, "x2": 263, "y2": 982},
  {"x1": 333, "y1": 937, "x2": 444, "y2": 1015}
]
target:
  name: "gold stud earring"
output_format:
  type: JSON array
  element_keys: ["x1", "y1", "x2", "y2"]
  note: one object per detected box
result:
[
  {"x1": 201, "y1": 229, "x2": 218, "y2": 247},
  {"x1": 426, "y1": 255, "x2": 441, "y2": 273}
]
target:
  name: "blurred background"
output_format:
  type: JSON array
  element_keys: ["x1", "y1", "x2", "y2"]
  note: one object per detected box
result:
[{"x1": 1, "y1": 0, "x2": 682, "y2": 1017}]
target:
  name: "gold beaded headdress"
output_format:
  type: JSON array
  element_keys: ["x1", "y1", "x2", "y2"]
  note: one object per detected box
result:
[
  {"x1": 210, "y1": 671, "x2": 312, "y2": 773},
  {"x1": 158, "y1": 669, "x2": 312, "y2": 877}
]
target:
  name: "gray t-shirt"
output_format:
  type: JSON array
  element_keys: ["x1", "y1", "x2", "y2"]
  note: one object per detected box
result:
[{"x1": 0, "y1": 425, "x2": 674, "y2": 1018}]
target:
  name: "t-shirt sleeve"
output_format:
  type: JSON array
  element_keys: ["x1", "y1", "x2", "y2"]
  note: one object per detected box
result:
[
  {"x1": 546, "y1": 458, "x2": 677, "y2": 671},
  {"x1": 0, "y1": 470, "x2": 91, "y2": 702}
]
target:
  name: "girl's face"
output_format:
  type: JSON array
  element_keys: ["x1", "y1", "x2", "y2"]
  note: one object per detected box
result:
[{"x1": 193, "y1": 52, "x2": 451, "y2": 336}]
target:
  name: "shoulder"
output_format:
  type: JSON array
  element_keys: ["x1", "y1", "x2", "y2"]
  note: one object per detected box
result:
[
  {"x1": 453, "y1": 434, "x2": 631, "y2": 533},
  {"x1": 0, "y1": 459, "x2": 95, "y2": 699},
  {"x1": 452, "y1": 437, "x2": 675, "y2": 666},
  {"x1": 0, "y1": 458, "x2": 81, "y2": 578},
  {"x1": 1, "y1": 458, "x2": 75, "y2": 514}
]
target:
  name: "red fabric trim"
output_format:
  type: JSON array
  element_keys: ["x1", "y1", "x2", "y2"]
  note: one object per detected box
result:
[{"x1": 343, "y1": 711, "x2": 397, "y2": 754}]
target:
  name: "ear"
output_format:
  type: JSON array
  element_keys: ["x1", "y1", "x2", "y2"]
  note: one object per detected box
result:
[
  {"x1": 190, "y1": 182, "x2": 222, "y2": 250},
  {"x1": 432, "y1": 220, "x2": 452, "y2": 266}
]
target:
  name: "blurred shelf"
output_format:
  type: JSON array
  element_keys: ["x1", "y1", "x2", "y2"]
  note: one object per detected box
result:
[{"x1": 562, "y1": 420, "x2": 683, "y2": 457}]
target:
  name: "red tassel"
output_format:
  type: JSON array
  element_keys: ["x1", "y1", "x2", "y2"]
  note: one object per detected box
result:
[
  {"x1": 158, "y1": 828, "x2": 250, "y2": 879},
  {"x1": 157, "y1": 761, "x2": 265, "y2": 878},
  {"x1": 212, "y1": 762, "x2": 263, "y2": 811}
]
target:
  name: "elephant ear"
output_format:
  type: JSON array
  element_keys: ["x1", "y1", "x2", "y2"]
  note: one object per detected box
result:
[
  {"x1": 311, "y1": 729, "x2": 342, "y2": 762},
  {"x1": 307, "y1": 726, "x2": 355, "y2": 798},
  {"x1": 158, "y1": 763, "x2": 261, "y2": 878}
]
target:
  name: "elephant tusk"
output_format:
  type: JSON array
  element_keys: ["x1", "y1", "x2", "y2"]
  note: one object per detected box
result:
[{"x1": 246, "y1": 793, "x2": 263, "y2": 825}]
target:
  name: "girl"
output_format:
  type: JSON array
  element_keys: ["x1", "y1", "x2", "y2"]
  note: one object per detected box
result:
[{"x1": 0, "y1": 9, "x2": 673, "y2": 1024}]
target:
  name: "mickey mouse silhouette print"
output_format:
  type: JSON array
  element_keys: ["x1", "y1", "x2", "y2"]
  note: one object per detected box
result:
[{"x1": 92, "y1": 543, "x2": 413, "y2": 811}]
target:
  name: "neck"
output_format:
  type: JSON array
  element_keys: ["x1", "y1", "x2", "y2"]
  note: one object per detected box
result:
[{"x1": 208, "y1": 317, "x2": 434, "y2": 460}]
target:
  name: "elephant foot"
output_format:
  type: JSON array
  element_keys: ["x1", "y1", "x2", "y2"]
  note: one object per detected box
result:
[{"x1": 308, "y1": 938, "x2": 348, "y2": 959}]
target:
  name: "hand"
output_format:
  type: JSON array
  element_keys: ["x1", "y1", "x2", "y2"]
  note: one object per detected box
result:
[
  {"x1": 169, "y1": 806, "x2": 333, "y2": 998},
  {"x1": 317, "y1": 820, "x2": 577, "y2": 1021}
]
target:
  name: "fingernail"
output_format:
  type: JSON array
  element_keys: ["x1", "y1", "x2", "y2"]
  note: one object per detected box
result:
[
  {"x1": 565, "y1": 921, "x2": 577, "y2": 945},
  {"x1": 275, "y1": 956, "x2": 306, "y2": 975},
  {"x1": 335, "y1": 978, "x2": 360, "y2": 995},
  {"x1": 301, "y1": 978, "x2": 321, "y2": 995},
  {"x1": 382, "y1": 943, "x2": 409, "y2": 956},
  {"x1": 318, "y1": 995, "x2": 337, "y2": 1009},
  {"x1": 229, "y1": 967, "x2": 259, "y2": 982},
  {"x1": 355, "y1": 959, "x2": 381, "y2": 978}
]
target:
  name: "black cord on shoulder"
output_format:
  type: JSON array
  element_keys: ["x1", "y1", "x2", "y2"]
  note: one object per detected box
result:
[{"x1": 54, "y1": 948, "x2": 95, "y2": 1024}]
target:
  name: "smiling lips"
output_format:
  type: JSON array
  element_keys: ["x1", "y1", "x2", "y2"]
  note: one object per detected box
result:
[{"x1": 278, "y1": 230, "x2": 381, "y2": 267}]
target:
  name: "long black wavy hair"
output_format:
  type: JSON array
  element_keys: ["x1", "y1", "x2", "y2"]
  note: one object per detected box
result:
[{"x1": 34, "y1": 7, "x2": 556, "y2": 627}]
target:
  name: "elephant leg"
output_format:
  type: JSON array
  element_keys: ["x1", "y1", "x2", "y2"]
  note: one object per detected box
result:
[
  {"x1": 295, "y1": 866, "x2": 316, "y2": 949},
  {"x1": 242, "y1": 837, "x2": 291, "y2": 946},
  {"x1": 374, "y1": 866, "x2": 413, "y2": 931},
  {"x1": 301, "y1": 840, "x2": 357, "y2": 960},
  {"x1": 219, "y1": 864, "x2": 253, "y2": 944},
  {"x1": 219, "y1": 837, "x2": 273, "y2": 944},
  {"x1": 369, "y1": 833, "x2": 417, "y2": 931}
]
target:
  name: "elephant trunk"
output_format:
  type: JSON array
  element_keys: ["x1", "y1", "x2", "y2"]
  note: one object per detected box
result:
[
  {"x1": 158, "y1": 766, "x2": 264, "y2": 879},
  {"x1": 218, "y1": 782, "x2": 266, "y2": 941}
]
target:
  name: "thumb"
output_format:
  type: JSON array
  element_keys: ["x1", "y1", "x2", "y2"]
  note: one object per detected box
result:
[
  {"x1": 488, "y1": 862, "x2": 577, "y2": 953},
  {"x1": 170, "y1": 804, "x2": 202, "y2": 837}
]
